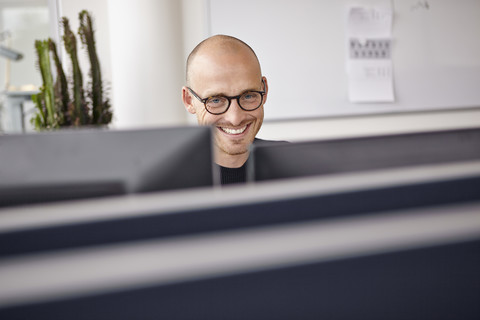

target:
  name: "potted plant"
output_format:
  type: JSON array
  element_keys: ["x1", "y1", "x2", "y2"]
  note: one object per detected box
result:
[{"x1": 32, "y1": 10, "x2": 112, "y2": 130}]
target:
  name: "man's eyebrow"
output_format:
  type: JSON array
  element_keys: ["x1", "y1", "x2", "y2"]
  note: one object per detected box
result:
[
  {"x1": 202, "y1": 90, "x2": 226, "y2": 98},
  {"x1": 203, "y1": 87, "x2": 260, "y2": 98}
]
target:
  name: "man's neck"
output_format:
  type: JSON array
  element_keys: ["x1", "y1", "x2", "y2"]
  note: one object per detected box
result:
[{"x1": 215, "y1": 151, "x2": 249, "y2": 168}]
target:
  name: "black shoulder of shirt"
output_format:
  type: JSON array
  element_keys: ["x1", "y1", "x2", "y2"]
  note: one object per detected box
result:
[
  {"x1": 218, "y1": 138, "x2": 289, "y2": 185},
  {"x1": 253, "y1": 138, "x2": 289, "y2": 146}
]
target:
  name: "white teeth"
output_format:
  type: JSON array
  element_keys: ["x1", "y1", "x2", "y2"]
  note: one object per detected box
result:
[{"x1": 221, "y1": 125, "x2": 247, "y2": 135}]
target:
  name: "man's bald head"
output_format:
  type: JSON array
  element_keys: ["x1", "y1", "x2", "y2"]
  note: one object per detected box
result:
[
  {"x1": 186, "y1": 35, "x2": 261, "y2": 86},
  {"x1": 182, "y1": 35, "x2": 267, "y2": 169}
]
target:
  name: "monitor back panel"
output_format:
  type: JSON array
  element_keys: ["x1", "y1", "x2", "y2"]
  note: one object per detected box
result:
[
  {"x1": 250, "y1": 128, "x2": 480, "y2": 181},
  {"x1": 0, "y1": 126, "x2": 214, "y2": 207}
]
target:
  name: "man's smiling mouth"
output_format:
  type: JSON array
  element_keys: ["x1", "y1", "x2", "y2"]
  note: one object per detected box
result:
[{"x1": 219, "y1": 124, "x2": 248, "y2": 135}]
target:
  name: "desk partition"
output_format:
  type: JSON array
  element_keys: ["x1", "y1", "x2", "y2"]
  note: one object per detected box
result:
[
  {"x1": 1, "y1": 156, "x2": 480, "y2": 318},
  {"x1": 1, "y1": 160, "x2": 480, "y2": 258},
  {"x1": 0, "y1": 198, "x2": 479, "y2": 319}
]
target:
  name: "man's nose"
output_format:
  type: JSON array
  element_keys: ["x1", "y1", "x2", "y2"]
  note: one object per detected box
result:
[{"x1": 223, "y1": 99, "x2": 245, "y2": 126}]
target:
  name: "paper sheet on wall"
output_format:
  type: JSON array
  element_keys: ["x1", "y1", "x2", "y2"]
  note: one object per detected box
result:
[{"x1": 346, "y1": 3, "x2": 395, "y2": 103}]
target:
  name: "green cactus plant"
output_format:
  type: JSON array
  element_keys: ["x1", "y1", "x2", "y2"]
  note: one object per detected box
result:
[
  {"x1": 79, "y1": 10, "x2": 112, "y2": 125},
  {"x1": 49, "y1": 39, "x2": 69, "y2": 126},
  {"x1": 31, "y1": 10, "x2": 112, "y2": 130},
  {"x1": 32, "y1": 40, "x2": 57, "y2": 129},
  {"x1": 62, "y1": 16, "x2": 88, "y2": 126}
]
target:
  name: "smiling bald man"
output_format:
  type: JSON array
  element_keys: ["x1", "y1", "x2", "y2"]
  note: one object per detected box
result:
[{"x1": 182, "y1": 35, "x2": 282, "y2": 184}]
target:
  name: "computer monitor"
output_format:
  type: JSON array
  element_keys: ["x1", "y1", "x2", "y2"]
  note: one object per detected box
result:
[
  {"x1": 1, "y1": 160, "x2": 480, "y2": 258},
  {"x1": 248, "y1": 127, "x2": 480, "y2": 182},
  {"x1": 0, "y1": 126, "x2": 216, "y2": 207},
  {"x1": 0, "y1": 199, "x2": 479, "y2": 319}
]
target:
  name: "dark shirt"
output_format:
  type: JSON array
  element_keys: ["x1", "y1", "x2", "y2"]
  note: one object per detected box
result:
[
  {"x1": 219, "y1": 164, "x2": 247, "y2": 185},
  {"x1": 218, "y1": 138, "x2": 287, "y2": 185}
]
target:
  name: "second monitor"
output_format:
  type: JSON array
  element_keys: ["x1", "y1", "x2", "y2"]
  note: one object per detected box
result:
[{"x1": 248, "y1": 128, "x2": 480, "y2": 182}]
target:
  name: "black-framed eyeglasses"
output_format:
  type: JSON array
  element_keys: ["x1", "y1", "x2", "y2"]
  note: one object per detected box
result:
[{"x1": 187, "y1": 79, "x2": 266, "y2": 115}]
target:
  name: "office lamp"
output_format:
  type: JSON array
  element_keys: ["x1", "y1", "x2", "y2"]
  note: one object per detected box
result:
[
  {"x1": 0, "y1": 45, "x2": 23, "y2": 61},
  {"x1": 0, "y1": 30, "x2": 23, "y2": 61}
]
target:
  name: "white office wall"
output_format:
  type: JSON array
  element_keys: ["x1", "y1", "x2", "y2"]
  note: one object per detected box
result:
[
  {"x1": 181, "y1": 0, "x2": 210, "y2": 125},
  {"x1": 56, "y1": 0, "x2": 480, "y2": 139},
  {"x1": 107, "y1": 0, "x2": 188, "y2": 128},
  {"x1": 258, "y1": 108, "x2": 480, "y2": 142}
]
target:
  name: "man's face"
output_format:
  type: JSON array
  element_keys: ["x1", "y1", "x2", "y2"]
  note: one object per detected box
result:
[{"x1": 183, "y1": 48, "x2": 267, "y2": 166}]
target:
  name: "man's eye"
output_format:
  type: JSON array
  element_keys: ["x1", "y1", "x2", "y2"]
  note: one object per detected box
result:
[
  {"x1": 210, "y1": 98, "x2": 223, "y2": 104},
  {"x1": 243, "y1": 92, "x2": 260, "y2": 100}
]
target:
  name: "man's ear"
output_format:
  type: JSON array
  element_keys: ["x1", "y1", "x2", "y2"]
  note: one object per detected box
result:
[
  {"x1": 262, "y1": 76, "x2": 269, "y2": 105},
  {"x1": 182, "y1": 87, "x2": 196, "y2": 114}
]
